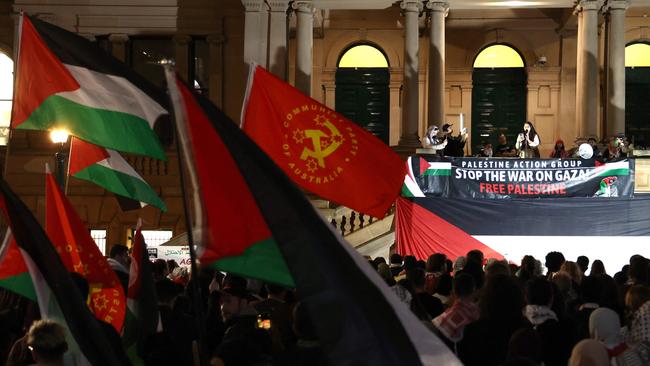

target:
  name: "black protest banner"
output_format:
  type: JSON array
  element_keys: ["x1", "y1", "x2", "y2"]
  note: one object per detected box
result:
[{"x1": 408, "y1": 156, "x2": 635, "y2": 199}]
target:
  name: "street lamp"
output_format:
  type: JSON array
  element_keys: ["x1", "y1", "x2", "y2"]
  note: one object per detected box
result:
[{"x1": 49, "y1": 129, "x2": 69, "y2": 188}]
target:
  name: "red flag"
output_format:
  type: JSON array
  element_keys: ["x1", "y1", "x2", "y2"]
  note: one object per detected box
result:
[
  {"x1": 242, "y1": 66, "x2": 405, "y2": 218},
  {"x1": 45, "y1": 172, "x2": 126, "y2": 332}
]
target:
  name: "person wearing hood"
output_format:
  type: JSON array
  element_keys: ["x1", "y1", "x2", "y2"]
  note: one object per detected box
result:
[{"x1": 550, "y1": 139, "x2": 570, "y2": 158}]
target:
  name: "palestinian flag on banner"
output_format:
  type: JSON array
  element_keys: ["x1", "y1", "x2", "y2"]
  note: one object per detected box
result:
[
  {"x1": 402, "y1": 156, "x2": 451, "y2": 197},
  {"x1": 166, "y1": 70, "x2": 461, "y2": 365},
  {"x1": 123, "y1": 224, "x2": 161, "y2": 365},
  {"x1": 11, "y1": 15, "x2": 167, "y2": 160},
  {"x1": 397, "y1": 194, "x2": 650, "y2": 275},
  {"x1": 242, "y1": 65, "x2": 405, "y2": 218},
  {"x1": 45, "y1": 171, "x2": 126, "y2": 332},
  {"x1": 0, "y1": 232, "x2": 35, "y2": 300},
  {"x1": 0, "y1": 177, "x2": 130, "y2": 366},
  {"x1": 69, "y1": 137, "x2": 167, "y2": 212}
]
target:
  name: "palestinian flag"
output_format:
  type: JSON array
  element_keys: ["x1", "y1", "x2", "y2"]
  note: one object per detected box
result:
[
  {"x1": 45, "y1": 171, "x2": 126, "y2": 332},
  {"x1": 0, "y1": 177, "x2": 130, "y2": 366},
  {"x1": 402, "y1": 156, "x2": 451, "y2": 197},
  {"x1": 0, "y1": 231, "x2": 35, "y2": 300},
  {"x1": 242, "y1": 66, "x2": 405, "y2": 218},
  {"x1": 396, "y1": 195, "x2": 650, "y2": 275},
  {"x1": 123, "y1": 225, "x2": 160, "y2": 365},
  {"x1": 11, "y1": 15, "x2": 167, "y2": 160},
  {"x1": 166, "y1": 70, "x2": 461, "y2": 365},
  {"x1": 69, "y1": 137, "x2": 167, "y2": 212}
]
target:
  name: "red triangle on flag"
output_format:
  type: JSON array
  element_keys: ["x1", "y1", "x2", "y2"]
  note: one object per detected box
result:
[
  {"x1": 69, "y1": 137, "x2": 110, "y2": 175},
  {"x1": 12, "y1": 16, "x2": 79, "y2": 127}
]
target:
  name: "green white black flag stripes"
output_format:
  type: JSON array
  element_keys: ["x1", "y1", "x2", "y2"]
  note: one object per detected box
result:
[
  {"x1": 69, "y1": 137, "x2": 167, "y2": 211},
  {"x1": 12, "y1": 15, "x2": 167, "y2": 160}
]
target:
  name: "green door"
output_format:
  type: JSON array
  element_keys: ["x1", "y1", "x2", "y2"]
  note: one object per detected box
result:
[
  {"x1": 335, "y1": 68, "x2": 390, "y2": 144},
  {"x1": 626, "y1": 67, "x2": 650, "y2": 148},
  {"x1": 471, "y1": 68, "x2": 527, "y2": 154}
]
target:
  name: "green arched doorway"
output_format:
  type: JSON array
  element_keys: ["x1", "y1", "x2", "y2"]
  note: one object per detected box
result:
[
  {"x1": 471, "y1": 44, "x2": 527, "y2": 154},
  {"x1": 335, "y1": 44, "x2": 390, "y2": 144},
  {"x1": 625, "y1": 42, "x2": 650, "y2": 148}
]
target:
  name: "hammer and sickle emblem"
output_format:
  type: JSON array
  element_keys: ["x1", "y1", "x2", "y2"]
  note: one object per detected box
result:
[{"x1": 300, "y1": 119, "x2": 343, "y2": 168}]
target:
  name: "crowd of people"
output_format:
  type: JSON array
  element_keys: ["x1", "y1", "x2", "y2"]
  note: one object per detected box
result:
[
  {"x1": 375, "y1": 250, "x2": 650, "y2": 366},
  {"x1": 2, "y1": 245, "x2": 650, "y2": 365}
]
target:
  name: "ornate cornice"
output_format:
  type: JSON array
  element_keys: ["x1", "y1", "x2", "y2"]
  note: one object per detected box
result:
[
  {"x1": 426, "y1": 1, "x2": 449, "y2": 16},
  {"x1": 401, "y1": 0, "x2": 424, "y2": 13}
]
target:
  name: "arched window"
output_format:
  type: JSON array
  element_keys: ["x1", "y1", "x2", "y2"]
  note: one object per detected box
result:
[
  {"x1": 625, "y1": 42, "x2": 650, "y2": 68},
  {"x1": 0, "y1": 51, "x2": 13, "y2": 146},
  {"x1": 473, "y1": 44, "x2": 525, "y2": 68},
  {"x1": 338, "y1": 44, "x2": 389, "y2": 68}
]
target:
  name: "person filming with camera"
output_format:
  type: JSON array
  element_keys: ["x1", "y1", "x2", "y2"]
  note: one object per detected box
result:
[{"x1": 515, "y1": 121, "x2": 541, "y2": 158}]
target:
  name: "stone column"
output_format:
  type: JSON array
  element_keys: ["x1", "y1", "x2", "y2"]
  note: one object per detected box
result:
[
  {"x1": 268, "y1": 0, "x2": 291, "y2": 80},
  {"x1": 293, "y1": 1, "x2": 314, "y2": 96},
  {"x1": 207, "y1": 34, "x2": 225, "y2": 108},
  {"x1": 173, "y1": 34, "x2": 192, "y2": 82},
  {"x1": 575, "y1": 0, "x2": 603, "y2": 138},
  {"x1": 108, "y1": 34, "x2": 129, "y2": 62},
  {"x1": 399, "y1": 0, "x2": 423, "y2": 148},
  {"x1": 606, "y1": 0, "x2": 629, "y2": 137},
  {"x1": 242, "y1": 0, "x2": 268, "y2": 70},
  {"x1": 426, "y1": 1, "x2": 448, "y2": 127}
]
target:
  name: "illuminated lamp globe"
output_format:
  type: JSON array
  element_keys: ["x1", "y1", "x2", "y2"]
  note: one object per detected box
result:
[{"x1": 50, "y1": 130, "x2": 70, "y2": 144}]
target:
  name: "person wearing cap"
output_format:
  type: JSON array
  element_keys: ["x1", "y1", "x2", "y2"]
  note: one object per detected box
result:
[
  {"x1": 211, "y1": 277, "x2": 272, "y2": 366},
  {"x1": 441, "y1": 123, "x2": 468, "y2": 157}
]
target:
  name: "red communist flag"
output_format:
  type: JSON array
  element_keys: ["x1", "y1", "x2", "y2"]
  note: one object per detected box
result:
[
  {"x1": 45, "y1": 172, "x2": 126, "y2": 332},
  {"x1": 242, "y1": 66, "x2": 405, "y2": 218}
]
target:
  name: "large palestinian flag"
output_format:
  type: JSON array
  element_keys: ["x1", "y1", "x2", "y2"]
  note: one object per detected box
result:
[
  {"x1": 397, "y1": 156, "x2": 650, "y2": 274},
  {"x1": 166, "y1": 70, "x2": 461, "y2": 365},
  {"x1": 12, "y1": 15, "x2": 167, "y2": 160}
]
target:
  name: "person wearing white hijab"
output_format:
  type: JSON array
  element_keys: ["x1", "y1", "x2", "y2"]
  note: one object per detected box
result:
[{"x1": 590, "y1": 307, "x2": 626, "y2": 365}]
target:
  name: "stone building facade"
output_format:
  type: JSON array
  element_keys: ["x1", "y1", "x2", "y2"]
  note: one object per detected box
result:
[{"x1": 0, "y1": 0, "x2": 648, "y2": 251}]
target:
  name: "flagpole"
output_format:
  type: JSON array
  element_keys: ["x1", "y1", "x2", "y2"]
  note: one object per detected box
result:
[{"x1": 163, "y1": 66, "x2": 207, "y2": 366}]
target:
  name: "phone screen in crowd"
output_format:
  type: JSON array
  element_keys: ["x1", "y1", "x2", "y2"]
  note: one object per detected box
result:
[{"x1": 257, "y1": 314, "x2": 272, "y2": 330}]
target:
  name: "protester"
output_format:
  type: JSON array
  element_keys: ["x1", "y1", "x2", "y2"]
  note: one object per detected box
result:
[
  {"x1": 515, "y1": 121, "x2": 541, "y2": 158},
  {"x1": 458, "y1": 274, "x2": 528, "y2": 366},
  {"x1": 433, "y1": 273, "x2": 479, "y2": 346},
  {"x1": 107, "y1": 244, "x2": 130, "y2": 292},
  {"x1": 389, "y1": 253, "x2": 403, "y2": 277},
  {"x1": 211, "y1": 278, "x2": 272, "y2": 366},
  {"x1": 545, "y1": 252, "x2": 566, "y2": 280},
  {"x1": 549, "y1": 139, "x2": 569, "y2": 158},
  {"x1": 424, "y1": 253, "x2": 447, "y2": 295},
  {"x1": 601, "y1": 136, "x2": 628, "y2": 162},
  {"x1": 25, "y1": 320, "x2": 67, "y2": 366},
  {"x1": 495, "y1": 134, "x2": 517, "y2": 157},
  {"x1": 407, "y1": 268, "x2": 444, "y2": 319},
  {"x1": 442, "y1": 123, "x2": 468, "y2": 157},
  {"x1": 568, "y1": 339, "x2": 610, "y2": 366},
  {"x1": 524, "y1": 278, "x2": 572, "y2": 366},
  {"x1": 590, "y1": 260, "x2": 606, "y2": 277},
  {"x1": 479, "y1": 142, "x2": 493, "y2": 157},
  {"x1": 589, "y1": 308, "x2": 626, "y2": 359}
]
